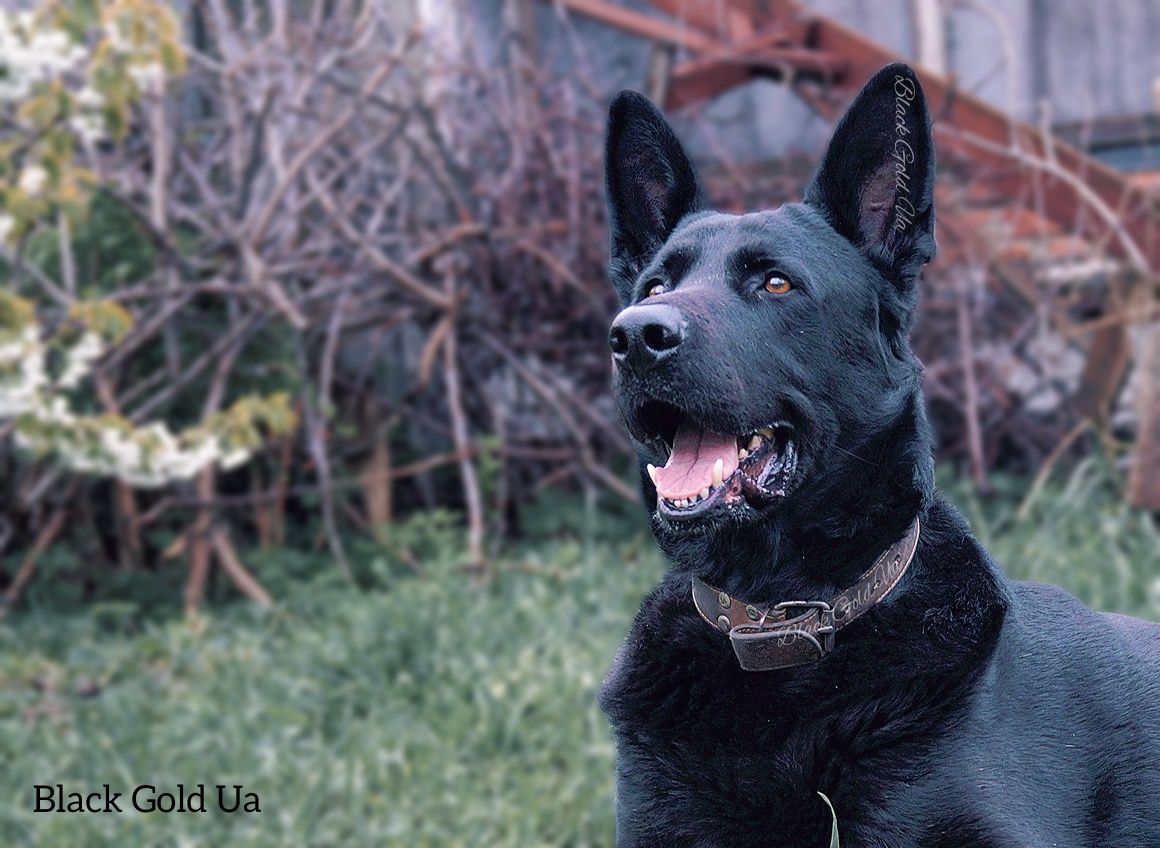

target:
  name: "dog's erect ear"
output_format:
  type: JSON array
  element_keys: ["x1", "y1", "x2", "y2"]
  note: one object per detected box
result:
[
  {"x1": 804, "y1": 64, "x2": 936, "y2": 284},
  {"x1": 605, "y1": 91, "x2": 701, "y2": 304}
]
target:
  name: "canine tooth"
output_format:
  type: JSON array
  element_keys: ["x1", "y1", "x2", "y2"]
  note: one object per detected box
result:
[
  {"x1": 712, "y1": 459, "x2": 724, "y2": 487},
  {"x1": 748, "y1": 435, "x2": 762, "y2": 450},
  {"x1": 646, "y1": 463, "x2": 658, "y2": 484},
  {"x1": 700, "y1": 487, "x2": 710, "y2": 499},
  {"x1": 738, "y1": 448, "x2": 748, "y2": 461}
]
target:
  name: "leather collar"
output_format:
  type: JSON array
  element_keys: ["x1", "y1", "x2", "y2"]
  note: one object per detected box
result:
[{"x1": 691, "y1": 517, "x2": 921, "y2": 672}]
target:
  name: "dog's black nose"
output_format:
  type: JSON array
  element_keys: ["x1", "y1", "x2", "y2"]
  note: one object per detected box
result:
[{"x1": 608, "y1": 304, "x2": 685, "y2": 371}]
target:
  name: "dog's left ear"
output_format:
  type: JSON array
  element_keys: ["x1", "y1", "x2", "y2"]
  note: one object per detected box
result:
[
  {"x1": 805, "y1": 63, "x2": 936, "y2": 285},
  {"x1": 605, "y1": 91, "x2": 701, "y2": 305}
]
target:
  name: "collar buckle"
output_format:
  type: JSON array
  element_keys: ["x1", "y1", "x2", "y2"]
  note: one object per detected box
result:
[{"x1": 773, "y1": 599, "x2": 836, "y2": 653}]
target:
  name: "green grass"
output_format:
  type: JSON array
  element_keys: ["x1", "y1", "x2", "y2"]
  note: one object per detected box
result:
[{"x1": 0, "y1": 467, "x2": 1157, "y2": 846}]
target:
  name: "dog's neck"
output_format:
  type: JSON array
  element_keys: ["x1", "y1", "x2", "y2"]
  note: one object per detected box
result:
[{"x1": 661, "y1": 395, "x2": 934, "y2": 606}]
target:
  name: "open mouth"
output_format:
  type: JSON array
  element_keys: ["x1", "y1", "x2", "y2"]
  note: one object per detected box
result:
[{"x1": 634, "y1": 402, "x2": 799, "y2": 521}]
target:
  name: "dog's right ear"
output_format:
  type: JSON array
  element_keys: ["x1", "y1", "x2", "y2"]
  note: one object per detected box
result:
[{"x1": 605, "y1": 91, "x2": 701, "y2": 305}]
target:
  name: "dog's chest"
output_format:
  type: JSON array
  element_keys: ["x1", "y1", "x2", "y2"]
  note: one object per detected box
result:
[
  {"x1": 600, "y1": 604, "x2": 854, "y2": 844},
  {"x1": 596, "y1": 578, "x2": 991, "y2": 846}
]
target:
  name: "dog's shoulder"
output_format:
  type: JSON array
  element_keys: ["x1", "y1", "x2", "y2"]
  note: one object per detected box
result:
[
  {"x1": 1004, "y1": 581, "x2": 1160, "y2": 677},
  {"x1": 1104, "y1": 608, "x2": 1160, "y2": 664},
  {"x1": 997, "y1": 581, "x2": 1160, "y2": 709}
]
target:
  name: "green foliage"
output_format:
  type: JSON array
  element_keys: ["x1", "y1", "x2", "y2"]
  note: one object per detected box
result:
[
  {"x1": 32, "y1": 190, "x2": 158, "y2": 294},
  {"x1": 0, "y1": 291, "x2": 35, "y2": 336},
  {"x1": 819, "y1": 791, "x2": 840, "y2": 848},
  {"x1": 0, "y1": 495, "x2": 657, "y2": 847},
  {"x1": 945, "y1": 460, "x2": 1160, "y2": 619},
  {"x1": 0, "y1": 471, "x2": 1156, "y2": 846},
  {"x1": 67, "y1": 298, "x2": 134, "y2": 342}
]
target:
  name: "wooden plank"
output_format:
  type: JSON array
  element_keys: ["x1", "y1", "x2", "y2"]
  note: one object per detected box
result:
[
  {"x1": 1073, "y1": 325, "x2": 1132, "y2": 423},
  {"x1": 646, "y1": 41, "x2": 677, "y2": 105},
  {"x1": 1128, "y1": 303, "x2": 1160, "y2": 508}
]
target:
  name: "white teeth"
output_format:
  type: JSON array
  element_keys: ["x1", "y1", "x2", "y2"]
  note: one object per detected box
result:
[
  {"x1": 749, "y1": 434, "x2": 762, "y2": 450},
  {"x1": 712, "y1": 458, "x2": 724, "y2": 487},
  {"x1": 759, "y1": 427, "x2": 775, "y2": 438},
  {"x1": 646, "y1": 463, "x2": 657, "y2": 484},
  {"x1": 738, "y1": 448, "x2": 748, "y2": 461},
  {"x1": 699, "y1": 487, "x2": 710, "y2": 500}
]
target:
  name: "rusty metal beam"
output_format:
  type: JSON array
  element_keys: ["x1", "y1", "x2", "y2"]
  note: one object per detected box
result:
[
  {"x1": 549, "y1": 0, "x2": 723, "y2": 53},
  {"x1": 647, "y1": 0, "x2": 768, "y2": 40},
  {"x1": 665, "y1": 22, "x2": 847, "y2": 109},
  {"x1": 644, "y1": 0, "x2": 804, "y2": 38}
]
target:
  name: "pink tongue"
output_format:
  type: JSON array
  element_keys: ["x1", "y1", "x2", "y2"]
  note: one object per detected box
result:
[{"x1": 654, "y1": 423, "x2": 739, "y2": 499}]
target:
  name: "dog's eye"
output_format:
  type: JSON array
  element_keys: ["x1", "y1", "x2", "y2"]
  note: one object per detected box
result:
[
  {"x1": 763, "y1": 275, "x2": 793, "y2": 295},
  {"x1": 646, "y1": 282, "x2": 666, "y2": 298}
]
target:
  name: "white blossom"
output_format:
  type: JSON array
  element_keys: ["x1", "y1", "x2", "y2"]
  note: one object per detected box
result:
[
  {"x1": 128, "y1": 62, "x2": 165, "y2": 92},
  {"x1": 17, "y1": 165, "x2": 47, "y2": 196},
  {"x1": 0, "y1": 10, "x2": 88, "y2": 107},
  {"x1": 58, "y1": 331, "x2": 103, "y2": 388},
  {"x1": 1, "y1": 320, "x2": 256, "y2": 487}
]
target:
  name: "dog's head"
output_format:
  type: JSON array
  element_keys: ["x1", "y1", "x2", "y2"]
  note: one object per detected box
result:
[{"x1": 605, "y1": 64, "x2": 936, "y2": 543}]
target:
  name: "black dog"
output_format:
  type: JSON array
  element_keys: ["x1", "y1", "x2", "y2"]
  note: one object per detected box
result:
[{"x1": 598, "y1": 64, "x2": 1160, "y2": 847}]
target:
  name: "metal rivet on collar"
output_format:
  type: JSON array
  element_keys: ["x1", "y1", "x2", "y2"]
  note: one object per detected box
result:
[
  {"x1": 716, "y1": 614, "x2": 731, "y2": 633},
  {"x1": 745, "y1": 604, "x2": 760, "y2": 621},
  {"x1": 718, "y1": 591, "x2": 731, "y2": 609}
]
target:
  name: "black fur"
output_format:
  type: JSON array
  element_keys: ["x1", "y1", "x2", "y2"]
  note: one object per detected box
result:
[{"x1": 598, "y1": 64, "x2": 1160, "y2": 847}]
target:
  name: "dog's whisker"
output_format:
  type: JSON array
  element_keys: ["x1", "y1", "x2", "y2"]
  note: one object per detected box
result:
[{"x1": 833, "y1": 444, "x2": 877, "y2": 467}]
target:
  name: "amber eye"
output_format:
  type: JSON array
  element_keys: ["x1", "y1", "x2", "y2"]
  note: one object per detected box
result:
[
  {"x1": 763, "y1": 275, "x2": 792, "y2": 295},
  {"x1": 646, "y1": 282, "x2": 666, "y2": 298}
]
